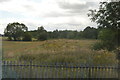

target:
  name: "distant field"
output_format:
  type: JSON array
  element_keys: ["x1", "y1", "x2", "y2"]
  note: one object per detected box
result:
[{"x1": 2, "y1": 39, "x2": 118, "y2": 65}]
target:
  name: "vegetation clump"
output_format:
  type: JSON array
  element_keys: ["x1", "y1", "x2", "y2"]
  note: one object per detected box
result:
[{"x1": 22, "y1": 32, "x2": 32, "y2": 41}]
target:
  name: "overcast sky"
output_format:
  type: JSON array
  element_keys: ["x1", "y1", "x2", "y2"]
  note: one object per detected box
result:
[{"x1": 0, "y1": 0, "x2": 101, "y2": 34}]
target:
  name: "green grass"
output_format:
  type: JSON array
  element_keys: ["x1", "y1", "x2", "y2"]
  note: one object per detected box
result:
[{"x1": 2, "y1": 39, "x2": 118, "y2": 65}]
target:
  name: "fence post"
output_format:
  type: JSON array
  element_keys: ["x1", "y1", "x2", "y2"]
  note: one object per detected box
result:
[
  {"x1": 29, "y1": 61, "x2": 32, "y2": 78},
  {"x1": 2, "y1": 61, "x2": 5, "y2": 78},
  {"x1": 88, "y1": 67, "x2": 91, "y2": 78}
]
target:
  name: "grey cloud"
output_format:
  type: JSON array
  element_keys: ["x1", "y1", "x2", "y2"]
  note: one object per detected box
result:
[
  {"x1": 44, "y1": 2, "x2": 99, "y2": 18},
  {"x1": 58, "y1": 2, "x2": 99, "y2": 14},
  {"x1": 46, "y1": 23, "x2": 82, "y2": 28},
  {"x1": 59, "y1": 2, "x2": 88, "y2": 10}
]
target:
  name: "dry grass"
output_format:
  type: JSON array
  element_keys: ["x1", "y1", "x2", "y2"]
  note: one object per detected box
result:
[{"x1": 2, "y1": 39, "x2": 118, "y2": 64}]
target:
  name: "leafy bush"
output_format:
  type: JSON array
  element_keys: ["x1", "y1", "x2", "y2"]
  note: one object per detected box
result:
[
  {"x1": 92, "y1": 29, "x2": 117, "y2": 51},
  {"x1": 22, "y1": 32, "x2": 32, "y2": 41},
  {"x1": 92, "y1": 41, "x2": 116, "y2": 51},
  {"x1": 92, "y1": 42, "x2": 104, "y2": 50},
  {"x1": 37, "y1": 32, "x2": 47, "y2": 41}
]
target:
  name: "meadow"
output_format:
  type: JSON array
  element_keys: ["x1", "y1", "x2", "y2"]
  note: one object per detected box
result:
[{"x1": 2, "y1": 39, "x2": 118, "y2": 65}]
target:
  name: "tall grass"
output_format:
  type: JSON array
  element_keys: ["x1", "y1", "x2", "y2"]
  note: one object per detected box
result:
[
  {"x1": 3, "y1": 39, "x2": 118, "y2": 65},
  {"x1": 18, "y1": 49, "x2": 117, "y2": 65}
]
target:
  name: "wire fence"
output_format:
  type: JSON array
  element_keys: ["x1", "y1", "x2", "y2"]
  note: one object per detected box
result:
[{"x1": 2, "y1": 61, "x2": 119, "y2": 78}]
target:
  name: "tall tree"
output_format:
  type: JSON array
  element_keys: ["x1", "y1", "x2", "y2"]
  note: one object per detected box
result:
[
  {"x1": 4, "y1": 22, "x2": 28, "y2": 41},
  {"x1": 88, "y1": 2, "x2": 120, "y2": 49},
  {"x1": 88, "y1": 2, "x2": 120, "y2": 29}
]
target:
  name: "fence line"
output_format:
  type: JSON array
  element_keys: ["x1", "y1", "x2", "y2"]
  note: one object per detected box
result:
[{"x1": 2, "y1": 61, "x2": 119, "y2": 78}]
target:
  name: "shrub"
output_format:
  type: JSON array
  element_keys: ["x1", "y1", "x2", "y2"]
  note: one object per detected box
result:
[
  {"x1": 22, "y1": 32, "x2": 32, "y2": 41},
  {"x1": 92, "y1": 42, "x2": 105, "y2": 50},
  {"x1": 92, "y1": 41, "x2": 116, "y2": 51},
  {"x1": 97, "y1": 29, "x2": 117, "y2": 51},
  {"x1": 37, "y1": 32, "x2": 47, "y2": 41}
]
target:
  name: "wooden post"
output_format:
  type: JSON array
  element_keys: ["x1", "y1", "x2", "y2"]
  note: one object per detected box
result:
[
  {"x1": 29, "y1": 61, "x2": 32, "y2": 78},
  {"x1": 88, "y1": 67, "x2": 91, "y2": 79}
]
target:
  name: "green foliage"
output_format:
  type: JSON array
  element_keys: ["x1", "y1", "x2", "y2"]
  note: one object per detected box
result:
[
  {"x1": 88, "y1": 2, "x2": 120, "y2": 29},
  {"x1": 93, "y1": 29, "x2": 117, "y2": 50},
  {"x1": 4, "y1": 22, "x2": 28, "y2": 41},
  {"x1": 4, "y1": 23, "x2": 99, "y2": 41},
  {"x1": 99, "y1": 28, "x2": 119, "y2": 50},
  {"x1": 28, "y1": 30, "x2": 37, "y2": 39},
  {"x1": 22, "y1": 32, "x2": 32, "y2": 41},
  {"x1": 92, "y1": 41, "x2": 115, "y2": 51},
  {"x1": 37, "y1": 26, "x2": 48, "y2": 41},
  {"x1": 88, "y1": 2, "x2": 120, "y2": 50},
  {"x1": 98, "y1": 29, "x2": 115, "y2": 41},
  {"x1": 37, "y1": 32, "x2": 48, "y2": 41},
  {"x1": 82, "y1": 26, "x2": 98, "y2": 39},
  {"x1": 27, "y1": 26, "x2": 99, "y2": 40},
  {"x1": 92, "y1": 42, "x2": 104, "y2": 50}
]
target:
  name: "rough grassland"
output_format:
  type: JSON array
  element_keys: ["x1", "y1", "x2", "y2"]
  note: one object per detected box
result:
[{"x1": 2, "y1": 39, "x2": 117, "y2": 65}]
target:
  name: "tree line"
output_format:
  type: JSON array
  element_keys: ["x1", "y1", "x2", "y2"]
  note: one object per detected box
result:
[{"x1": 4, "y1": 22, "x2": 98, "y2": 41}]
